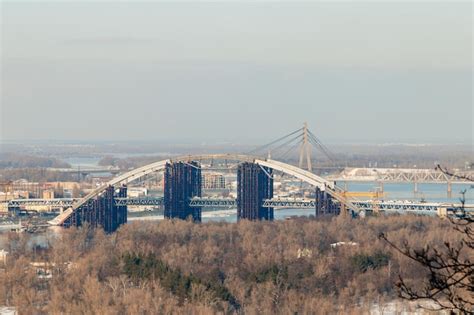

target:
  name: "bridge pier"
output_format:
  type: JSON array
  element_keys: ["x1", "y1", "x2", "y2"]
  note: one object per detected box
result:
[
  {"x1": 116, "y1": 185, "x2": 127, "y2": 227},
  {"x1": 447, "y1": 181, "x2": 452, "y2": 198},
  {"x1": 315, "y1": 186, "x2": 339, "y2": 217},
  {"x1": 8, "y1": 206, "x2": 20, "y2": 217},
  {"x1": 237, "y1": 162, "x2": 273, "y2": 221},
  {"x1": 64, "y1": 185, "x2": 128, "y2": 233},
  {"x1": 164, "y1": 161, "x2": 202, "y2": 222},
  {"x1": 315, "y1": 187, "x2": 323, "y2": 216}
]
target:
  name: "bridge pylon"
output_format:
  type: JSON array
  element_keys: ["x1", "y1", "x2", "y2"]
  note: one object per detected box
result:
[{"x1": 299, "y1": 122, "x2": 312, "y2": 172}]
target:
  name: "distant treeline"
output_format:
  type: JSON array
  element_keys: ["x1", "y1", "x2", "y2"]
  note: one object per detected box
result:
[
  {"x1": 97, "y1": 148, "x2": 473, "y2": 171},
  {"x1": 98, "y1": 155, "x2": 169, "y2": 170},
  {"x1": 0, "y1": 153, "x2": 71, "y2": 169},
  {"x1": 0, "y1": 168, "x2": 76, "y2": 182}
]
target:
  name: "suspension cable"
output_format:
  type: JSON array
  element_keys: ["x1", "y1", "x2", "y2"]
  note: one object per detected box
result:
[
  {"x1": 269, "y1": 132, "x2": 304, "y2": 157},
  {"x1": 307, "y1": 131, "x2": 337, "y2": 163},
  {"x1": 246, "y1": 127, "x2": 303, "y2": 155},
  {"x1": 309, "y1": 140, "x2": 337, "y2": 164},
  {"x1": 308, "y1": 136, "x2": 336, "y2": 162},
  {"x1": 278, "y1": 138, "x2": 304, "y2": 161}
]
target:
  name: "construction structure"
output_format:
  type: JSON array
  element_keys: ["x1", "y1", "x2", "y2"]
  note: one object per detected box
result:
[
  {"x1": 315, "y1": 186, "x2": 339, "y2": 216},
  {"x1": 48, "y1": 124, "x2": 362, "y2": 231},
  {"x1": 237, "y1": 162, "x2": 274, "y2": 221},
  {"x1": 50, "y1": 152, "x2": 359, "y2": 229},
  {"x1": 164, "y1": 161, "x2": 202, "y2": 222},
  {"x1": 62, "y1": 185, "x2": 127, "y2": 233}
]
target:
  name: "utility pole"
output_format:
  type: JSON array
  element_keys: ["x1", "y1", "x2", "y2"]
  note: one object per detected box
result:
[{"x1": 299, "y1": 122, "x2": 312, "y2": 172}]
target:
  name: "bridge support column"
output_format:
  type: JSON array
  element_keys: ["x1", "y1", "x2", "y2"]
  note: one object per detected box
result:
[
  {"x1": 164, "y1": 161, "x2": 202, "y2": 222},
  {"x1": 447, "y1": 181, "x2": 452, "y2": 198},
  {"x1": 237, "y1": 162, "x2": 273, "y2": 221},
  {"x1": 116, "y1": 185, "x2": 128, "y2": 227},
  {"x1": 9, "y1": 206, "x2": 20, "y2": 217},
  {"x1": 315, "y1": 186, "x2": 339, "y2": 217},
  {"x1": 414, "y1": 182, "x2": 418, "y2": 194},
  {"x1": 64, "y1": 185, "x2": 128, "y2": 233},
  {"x1": 315, "y1": 187, "x2": 323, "y2": 216}
]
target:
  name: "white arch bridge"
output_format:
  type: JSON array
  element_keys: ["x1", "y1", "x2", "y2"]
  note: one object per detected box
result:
[{"x1": 49, "y1": 154, "x2": 357, "y2": 226}]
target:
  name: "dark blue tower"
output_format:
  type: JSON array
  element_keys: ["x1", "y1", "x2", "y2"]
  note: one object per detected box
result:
[
  {"x1": 164, "y1": 161, "x2": 202, "y2": 222},
  {"x1": 237, "y1": 162, "x2": 273, "y2": 221}
]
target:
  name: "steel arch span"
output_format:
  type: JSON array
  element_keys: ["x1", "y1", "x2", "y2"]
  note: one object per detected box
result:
[{"x1": 49, "y1": 154, "x2": 356, "y2": 226}]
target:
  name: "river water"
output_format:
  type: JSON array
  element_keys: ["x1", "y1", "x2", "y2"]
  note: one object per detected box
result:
[{"x1": 347, "y1": 182, "x2": 472, "y2": 203}]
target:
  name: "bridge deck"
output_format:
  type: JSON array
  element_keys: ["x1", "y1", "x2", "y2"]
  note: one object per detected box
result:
[{"x1": 10, "y1": 197, "x2": 471, "y2": 214}]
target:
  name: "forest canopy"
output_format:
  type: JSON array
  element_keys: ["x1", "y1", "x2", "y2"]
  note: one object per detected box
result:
[{"x1": 0, "y1": 215, "x2": 461, "y2": 314}]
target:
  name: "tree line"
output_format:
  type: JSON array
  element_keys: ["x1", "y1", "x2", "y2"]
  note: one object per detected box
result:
[
  {"x1": 0, "y1": 153, "x2": 71, "y2": 169},
  {"x1": 0, "y1": 214, "x2": 464, "y2": 314}
]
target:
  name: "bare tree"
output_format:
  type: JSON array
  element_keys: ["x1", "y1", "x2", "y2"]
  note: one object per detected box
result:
[{"x1": 380, "y1": 166, "x2": 473, "y2": 314}]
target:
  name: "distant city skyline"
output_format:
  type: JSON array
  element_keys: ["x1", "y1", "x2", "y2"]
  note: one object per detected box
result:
[{"x1": 1, "y1": 1, "x2": 472, "y2": 144}]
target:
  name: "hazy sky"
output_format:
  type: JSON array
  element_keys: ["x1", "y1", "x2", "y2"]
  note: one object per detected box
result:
[{"x1": 1, "y1": 1, "x2": 472, "y2": 144}]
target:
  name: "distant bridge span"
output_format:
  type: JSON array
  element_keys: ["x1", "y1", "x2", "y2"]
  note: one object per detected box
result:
[
  {"x1": 328, "y1": 167, "x2": 474, "y2": 184},
  {"x1": 50, "y1": 154, "x2": 357, "y2": 226}
]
